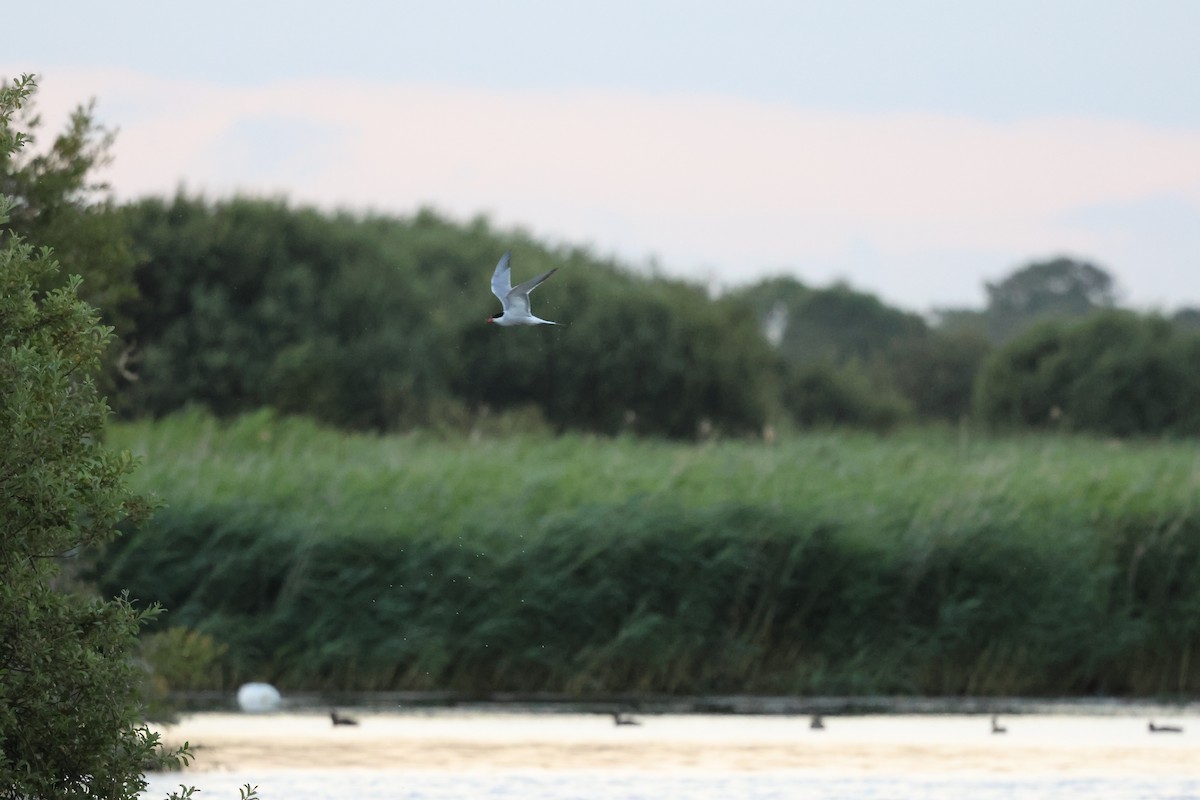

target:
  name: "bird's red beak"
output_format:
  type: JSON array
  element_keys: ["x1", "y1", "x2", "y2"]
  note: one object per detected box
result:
[{"x1": 486, "y1": 317, "x2": 494, "y2": 324}]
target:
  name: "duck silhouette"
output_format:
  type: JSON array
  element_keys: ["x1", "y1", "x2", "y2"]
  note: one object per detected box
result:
[
  {"x1": 991, "y1": 715, "x2": 1007, "y2": 734},
  {"x1": 330, "y1": 710, "x2": 359, "y2": 726},
  {"x1": 611, "y1": 711, "x2": 641, "y2": 726},
  {"x1": 1149, "y1": 721, "x2": 1183, "y2": 733},
  {"x1": 810, "y1": 714, "x2": 825, "y2": 730}
]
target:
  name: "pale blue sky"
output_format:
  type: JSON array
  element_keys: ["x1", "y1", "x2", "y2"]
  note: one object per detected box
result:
[
  {"x1": 8, "y1": 1, "x2": 1200, "y2": 311},
  {"x1": 18, "y1": 1, "x2": 1200, "y2": 122}
]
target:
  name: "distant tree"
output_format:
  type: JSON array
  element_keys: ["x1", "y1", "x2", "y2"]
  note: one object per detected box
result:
[
  {"x1": 729, "y1": 276, "x2": 935, "y2": 429},
  {"x1": 795, "y1": 282, "x2": 928, "y2": 364},
  {"x1": 883, "y1": 329, "x2": 992, "y2": 422},
  {"x1": 122, "y1": 196, "x2": 778, "y2": 437},
  {"x1": 1172, "y1": 307, "x2": 1200, "y2": 332},
  {"x1": 782, "y1": 360, "x2": 910, "y2": 431},
  {"x1": 725, "y1": 275, "x2": 813, "y2": 347},
  {"x1": 120, "y1": 195, "x2": 470, "y2": 429},
  {"x1": 975, "y1": 310, "x2": 1200, "y2": 436},
  {"x1": 458, "y1": 269, "x2": 779, "y2": 437},
  {"x1": 0, "y1": 74, "x2": 186, "y2": 799},
  {"x1": 731, "y1": 278, "x2": 928, "y2": 367},
  {"x1": 932, "y1": 306, "x2": 988, "y2": 337},
  {"x1": 982, "y1": 257, "x2": 1117, "y2": 341}
]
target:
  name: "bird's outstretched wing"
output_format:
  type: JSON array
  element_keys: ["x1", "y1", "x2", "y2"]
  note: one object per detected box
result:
[
  {"x1": 491, "y1": 251, "x2": 512, "y2": 307},
  {"x1": 505, "y1": 268, "x2": 558, "y2": 317}
]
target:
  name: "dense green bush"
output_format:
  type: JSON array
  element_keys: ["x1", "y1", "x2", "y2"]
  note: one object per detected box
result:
[
  {"x1": 455, "y1": 277, "x2": 777, "y2": 437},
  {"x1": 115, "y1": 194, "x2": 1187, "y2": 438},
  {"x1": 728, "y1": 276, "x2": 998, "y2": 426},
  {"x1": 782, "y1": 361, "x2": 911, "y2": 431},
  {"x1": 881, "y1": 329, "x2": 992, "y2": 422},
  {"x1": 730, "y1": 277, "x2": 928, "y2": 367},
  {"x1": 118, "y1": 196, "x2": 776, "y2": 437},
  {"x1": 119, "y1": 197, "x2": 463, "y2": 428},
  {"x1": 976, "y1": 310, "x2": 1200, "y2": 436}
]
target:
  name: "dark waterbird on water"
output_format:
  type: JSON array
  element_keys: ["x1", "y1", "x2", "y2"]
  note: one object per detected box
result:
[
  {"x1": 330, "y1": 710, "x2": 359, "y2": 726},
  {"x1": 810, "y1": 714, "x2": 825, "y2": 730},
  {"x1": 991, "y1": 715, "x2": 1007, "y2": 734},
  {"x1": 1149, "y1": 721, "x2": 1183, "y2": 733},
  {"x1": 611, "y1": 711, "x2": 641, "y2": 726}
]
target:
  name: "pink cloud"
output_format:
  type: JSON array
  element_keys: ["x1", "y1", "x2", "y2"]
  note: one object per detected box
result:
[{"x1": 9, "y1": 67, "x2": 1200, "y2": 308}]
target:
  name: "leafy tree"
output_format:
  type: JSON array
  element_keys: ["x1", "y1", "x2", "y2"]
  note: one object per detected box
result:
[
  {"x1": 0, "y1": 79, "x2": 139, "y2": 391},
  {"x1": 120, "y1": 195, "x2": 467, "y2": 429},
  {"x1": 730, "y1": 276, "x2": 927, "y2": 367},
  {"x1": 724, "y1": 275, "x2": 813, "y2": 348},
  {"x1": 931, "y1": 306, "x2": 988, "y2": 337},
  {"x1": 1172, "y1": 307, "x2": 1200, "y2": 332},
  {"x1": 457, "y1": 263, "x2": 779, "y2": 437},
  {"x1": 782, "y1": 360, "x2": 910, "y2": 431},
  {"x1": 729, "y1": 276, "x2": 933, "y2": 428},
  {"x1": 882, "y1": 329, "x2": 992, "y2": 422},
  {"x1": 121, "y1": 195, "x2": 779, "y2": 437},
  {"x1": 975, "y1": 310, "x2": 1200, "y2": 436},
  {"x1": 0, "y1": 74, "x2": 185, "y2": 799},
  {"x1": 787, "y1": 282, "x2": 928, "y2": 365},
  {"x1": 982, "y1": 257, "x2": 1117, "y2": 341}
]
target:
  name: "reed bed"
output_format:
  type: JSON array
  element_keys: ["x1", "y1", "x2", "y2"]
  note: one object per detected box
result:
[{"x1": 99, "y1": 410, "x2": 1200, "y2": 697}]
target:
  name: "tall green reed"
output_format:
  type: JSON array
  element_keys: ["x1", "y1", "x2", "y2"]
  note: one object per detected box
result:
[{"x1": 101, "y1": 411, "x2": 1200, "y2": 696}]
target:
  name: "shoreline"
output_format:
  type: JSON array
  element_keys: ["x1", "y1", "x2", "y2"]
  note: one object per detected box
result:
[{"x1": 167, "y1": 690, "x2": 1200, "y2": 716}]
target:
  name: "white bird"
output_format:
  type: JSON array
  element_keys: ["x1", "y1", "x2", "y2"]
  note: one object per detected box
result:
[
  {"x1": 487, "y1": 251, "x2": 558, "y2": 326},
  {"x1": 236, "y1": 682, "x2": 281, "y2": 713}
]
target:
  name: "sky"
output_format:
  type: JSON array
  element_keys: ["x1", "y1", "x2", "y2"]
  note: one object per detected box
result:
[{"x1": 6, "y1": 1, "x2": 1200, "y2": 313}]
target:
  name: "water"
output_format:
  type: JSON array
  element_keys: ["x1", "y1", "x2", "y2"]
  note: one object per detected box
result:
[
  {"x1": 145, "y1": 770, "x2": 1200, "y2": 800},
  {"x1": 140, "y1": 709, "x2": 1200, "y2": 799}
]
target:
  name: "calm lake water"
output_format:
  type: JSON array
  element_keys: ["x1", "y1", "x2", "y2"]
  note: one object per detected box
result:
[{"x1": 141, "y1": 704, "x2": 1200, "y2": 800}]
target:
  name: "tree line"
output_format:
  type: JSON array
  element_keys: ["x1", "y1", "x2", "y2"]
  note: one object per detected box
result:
[{"x1": 7, "y1": 83, "x2": 1200, "y2": 439}]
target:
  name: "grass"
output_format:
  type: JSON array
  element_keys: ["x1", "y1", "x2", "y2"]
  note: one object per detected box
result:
[
  {"x1": 110, "y1": 408, "x2": 1200, "y2": 537},
  {"x1": 99, "y1": 409, "x2": 1200, "y2": 697}
]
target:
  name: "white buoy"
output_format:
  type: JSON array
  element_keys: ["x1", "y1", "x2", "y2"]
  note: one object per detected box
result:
[{"x1": 236, "y1": 682, "x2": 282, "y2": 712}]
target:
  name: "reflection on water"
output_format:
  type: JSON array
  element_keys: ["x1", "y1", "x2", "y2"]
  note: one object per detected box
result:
[{"x1": 145, "y1": 769, "x2": 1200, "y2": 800}]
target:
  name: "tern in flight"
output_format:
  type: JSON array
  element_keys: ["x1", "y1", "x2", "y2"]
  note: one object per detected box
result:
[{"x1": 487, "y1": 251, "x2": 558, "y2": 326}]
